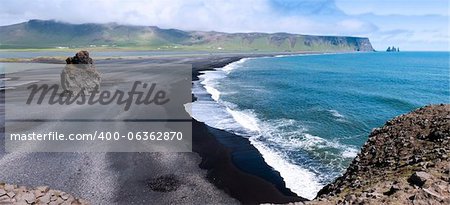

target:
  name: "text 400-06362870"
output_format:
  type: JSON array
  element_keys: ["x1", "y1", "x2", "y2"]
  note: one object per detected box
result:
[{"x1": 9, "y1": 131, "x2": 183, "y2": 141}]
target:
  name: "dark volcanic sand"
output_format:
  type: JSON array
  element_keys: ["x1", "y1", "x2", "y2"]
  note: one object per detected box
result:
[{"x1": 0, "y1": 53, "x2": 308, "y2": 204}]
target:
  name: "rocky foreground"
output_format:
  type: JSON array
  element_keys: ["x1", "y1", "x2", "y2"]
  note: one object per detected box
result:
[
  {"x1": 303, "y1": 104, "x2": 450, "y2": 205},
  {"x1": 1, "y1": 98, "x2": 448, "y2": 205},
  {"x1": 0, "y1": 183, "x2": 88, "y2": 204}
]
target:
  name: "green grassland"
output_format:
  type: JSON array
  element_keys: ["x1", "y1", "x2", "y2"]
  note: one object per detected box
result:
[{"x1": 0, "y1": 20, "x2": 374, "y2": 52}]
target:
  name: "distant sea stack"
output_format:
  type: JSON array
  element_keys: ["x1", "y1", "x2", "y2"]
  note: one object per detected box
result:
[
  {"x1": 387, "y1": 46, "x2": 400, "y2": 52},
  {"x1": 0, "y1": 20, "x2": 374, "y2": 52},
  {"x1": 304, "y1": 104, "x2": 450, "y2": 205}
]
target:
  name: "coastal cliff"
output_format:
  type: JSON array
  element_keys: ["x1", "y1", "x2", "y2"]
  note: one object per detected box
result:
[
  {"x1": 0, "y1": 20, "x2": 374, "y2": 52},
  {"x1": 303, "y1": 104, "x2": 450, "y2": 204}
]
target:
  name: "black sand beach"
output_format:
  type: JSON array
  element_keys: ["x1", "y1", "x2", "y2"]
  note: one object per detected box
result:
[{"x1": 0, "y1": 53, "x2": 308, "y2": 204}]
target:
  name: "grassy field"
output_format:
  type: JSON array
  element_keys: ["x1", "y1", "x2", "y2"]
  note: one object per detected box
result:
[{"x1": 0, "y1": 20, "x2": 374, "y2": 53}]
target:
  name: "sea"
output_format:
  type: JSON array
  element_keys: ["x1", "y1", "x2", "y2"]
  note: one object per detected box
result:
[
  {"x1": 191, "y1": 52, "x2": 450, "y2": 199},
  {"x1": 1, "y1": 50, "x2": 448, "y2": 200}
]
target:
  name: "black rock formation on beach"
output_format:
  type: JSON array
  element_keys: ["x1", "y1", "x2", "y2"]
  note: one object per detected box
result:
[
  {"x1": 65, "y1": 51, "x2": 94, "y2": 64},
  {"x1": 61, "y1": 51, "x2": 101, "y2": 95}
]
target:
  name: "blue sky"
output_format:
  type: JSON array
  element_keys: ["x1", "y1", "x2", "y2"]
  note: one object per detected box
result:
[{"x1": 0, "y1": 0, "x2": 448, "y2": 50}]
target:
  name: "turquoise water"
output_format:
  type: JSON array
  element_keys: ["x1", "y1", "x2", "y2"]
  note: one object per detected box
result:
[{"x1": 191, "y1": 52, "x2": 449, "y2": 199}]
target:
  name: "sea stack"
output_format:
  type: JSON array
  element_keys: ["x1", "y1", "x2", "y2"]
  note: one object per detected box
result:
[
  {"x1": 61, "y1": 51, "x2": 101, "y2": 95},
  {"x1": 306, "y1": 104, "x2": 450, "y2": 204}
]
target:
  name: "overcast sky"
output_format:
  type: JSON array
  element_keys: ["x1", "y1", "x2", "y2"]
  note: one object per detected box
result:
[{"x1": 0, "y1": 0, "x2": 448, "y2": 51}]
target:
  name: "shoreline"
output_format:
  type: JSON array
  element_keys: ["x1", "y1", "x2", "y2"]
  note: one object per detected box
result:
[
  {"x1": 0, "y1": 51, "x2": 325, "y2": 64},
  {"x1": 189, "y1": 54, "x2": 308, "y2": 203},
  {"x1": 2, "y1": 51, "x2": 448, "y2": 204},
  {"x1": 0, "y1": 52, "x2": 310, "y2": 204}
]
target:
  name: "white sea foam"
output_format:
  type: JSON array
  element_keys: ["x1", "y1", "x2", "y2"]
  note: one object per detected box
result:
[
  {"x1": 342, "y1": 147, "x2": 358, "y2": 158},
  {"x1": 183, "y1": 102, "x2": 192, "y2": 116},
  {"x1": 259, "y1": 120, "x2": 357, "y2": 158},
  {"x1": 191, "y1": 99, "x2": 241, "y2": 133},
  {"x1": 221, "y1": 58, "x2": 249, "y2": 73},
  {"x1": 190, "y1": 57, "x2": 359, "y2": 200},
  {"x1": 329, "y1": 109, "x2": 344, "y2": 118},
  {"x1": 328, "y1": 109, "x2": 349, "y2": 122},
  {"x1": 226, "y1": 108, "x2": 260, "y2": 132},
  {"x1": 274, "y1": 52, "x2": 345, "y2": 58},
  {"x1": 249, "y1": 137, "x2": 323, "y2": 200},
  {"x1": 191, "y1": 80, "x2": 248, "y2": 135},
  {"x1": 222, "y1": 107, "x2": 326, "y2": 200},
  {"x1": 198, "y1": 71, "x2": 227, "y2": 101},
  {"x1": 274, "y1": 53, "x2": 310, "y2": 58},
  {"x1": 204, "y1": 85, "x2": 220, "y2": 101}
]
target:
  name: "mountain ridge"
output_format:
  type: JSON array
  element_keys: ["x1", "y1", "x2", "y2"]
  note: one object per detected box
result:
[{"x1": 0, "y1": 20, "x2": 374, "y2": 52}]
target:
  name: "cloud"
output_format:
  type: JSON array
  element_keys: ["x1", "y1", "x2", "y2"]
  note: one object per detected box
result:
[
  {"x1": 335, "y1": 0, "x2": 449, "y2": 16},
  {"x1": 269, "y1": 0, "x2": 343, "y2": 15},
  {"x1": 0, "y1": 0, "x2": 375, "y2": 34},
  {"x1": 0, "y1": 0, "x2": 447, "y2": 50},
  {"x1": 336, "y1": 19, "x2": 378, "y2": 34}
]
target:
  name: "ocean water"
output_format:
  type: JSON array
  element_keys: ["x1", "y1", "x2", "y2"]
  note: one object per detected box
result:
[{"x1": 191, "y1": 52, "x2": 450, "y2": 199}]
